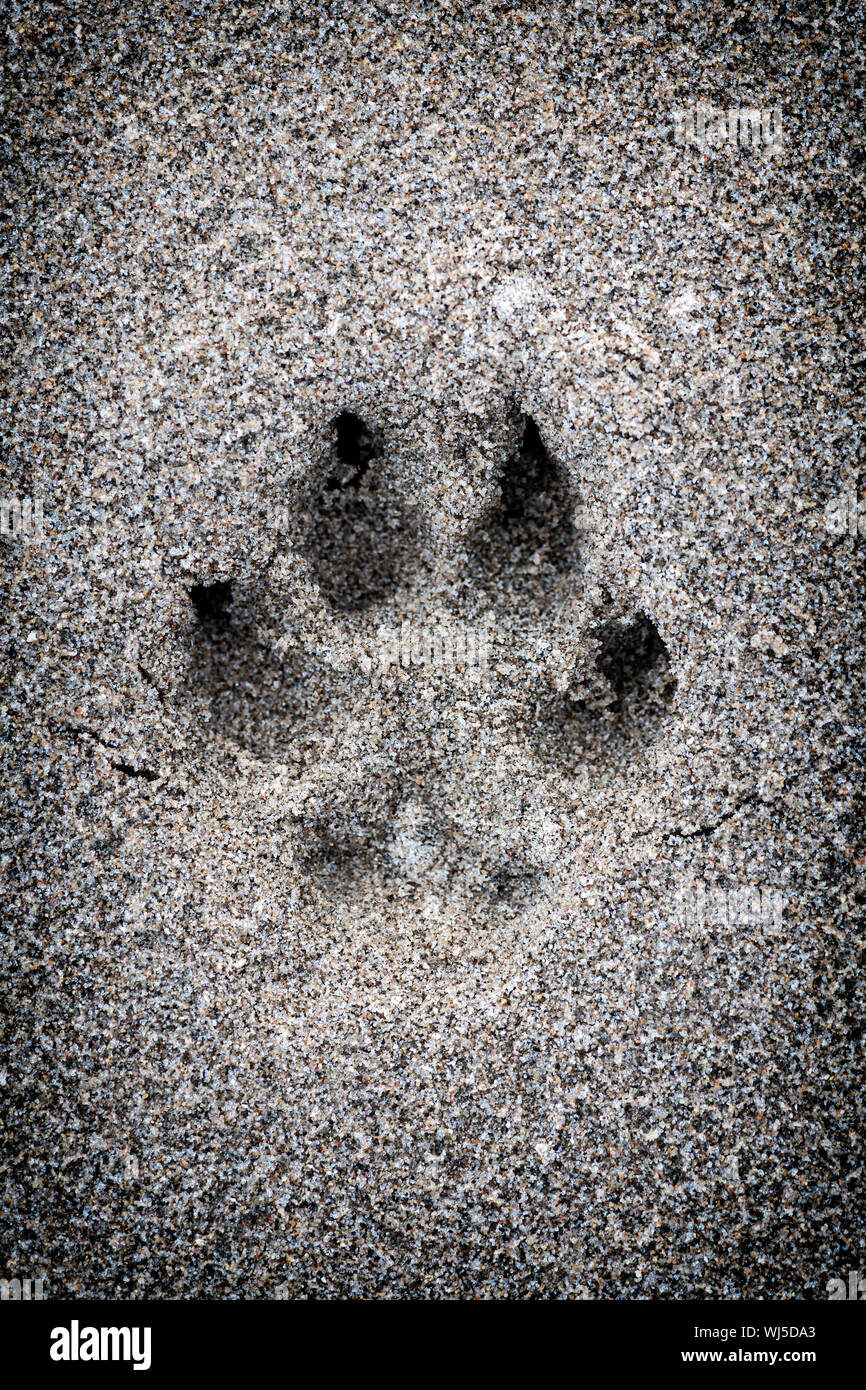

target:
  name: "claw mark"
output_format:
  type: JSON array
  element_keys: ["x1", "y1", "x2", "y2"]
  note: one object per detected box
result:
[{"x1": 189, "y1": 580, "x2": 233, "y2": 627}]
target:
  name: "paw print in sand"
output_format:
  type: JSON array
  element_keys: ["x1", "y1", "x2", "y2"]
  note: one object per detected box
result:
[{"x1": 183, "y1": 406, "x2": 676, "y2": 903}]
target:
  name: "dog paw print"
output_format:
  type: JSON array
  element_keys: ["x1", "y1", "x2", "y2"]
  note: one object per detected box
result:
[{"x1": 180, "y1": 406, "x2": 676, "y2": 898}]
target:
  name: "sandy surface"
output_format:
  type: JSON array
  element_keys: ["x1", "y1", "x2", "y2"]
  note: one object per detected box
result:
[{"x1": 2, "y1": 3, "x2": 863, "y2": 1297}]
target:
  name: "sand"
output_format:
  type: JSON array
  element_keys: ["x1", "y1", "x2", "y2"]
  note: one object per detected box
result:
[{"x1": 1, "y1": 2, "x2": 863, "y2": 1297}]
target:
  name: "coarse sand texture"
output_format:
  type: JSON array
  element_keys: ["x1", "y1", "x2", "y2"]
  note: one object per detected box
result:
[{"x1": 1, "y1": 3, "x2": 863, "y2": 1298}]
